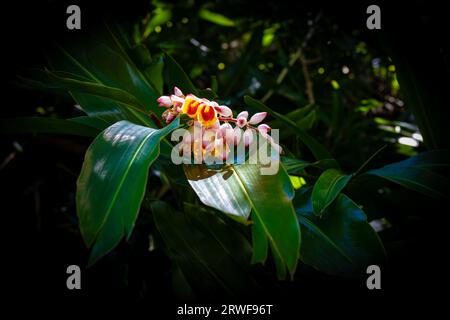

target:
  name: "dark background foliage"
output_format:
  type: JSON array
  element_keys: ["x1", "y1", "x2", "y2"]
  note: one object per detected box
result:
[{"x1": 1, "y1": 0, "x2": 449, "y2": 316}]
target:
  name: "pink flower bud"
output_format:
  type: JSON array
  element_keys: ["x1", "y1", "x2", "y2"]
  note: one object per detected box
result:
[
  {"x1": 233, "y1": 127, "x2": 242, "y2": 145},
  {"x1": 236, "y1": 111, "x2": 248, "y2": 128},
  {"x1": 237, "y1": 111, "x2": 248, "y2": 120},
  {"x1": 248, "y1": 112, "x2": 267, "y2": 125},
  {"x1": 170, "y1": 95, "x2": 185, "y2": 107},
  {"x1": 174, "y1": 86, "x2": 184, "y2": 97},
  {"x1": 243, "y1": 129, "x2": 254, "y2": 147},
  {"x1": 220, "y1": 122, "x2": 232, "y2": 134},
  {"x1": 257, "y1": 124, "x2": 271, "y2": 136},
  {"x1": 214, "y1": 105, "x2": 233, "y2": 117},
  {"x1": 157, "y1": 96, "x2": 172, "y2": 107},
  {"x1": 220, "y1": 123, "x2": 234, "y2": 146}
]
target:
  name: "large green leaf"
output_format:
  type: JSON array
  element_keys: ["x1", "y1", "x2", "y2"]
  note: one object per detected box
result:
[
  {"x1": 296, "y1": 188, "x2": 386, "y2": 276},
  {"x1": 244, "y1": 96, "x2": 335, "y2": 162},
  {"x1": 184, "y1": 163, "x2": 300, "y2": 279},
  {"x1": 367, "y1": 150, "x2": 450, "y2": 198},
  {"x1": 312, "y1": 169, "x2": 353, "y2": 216},
  {"x1": 72, "y1": 42, "x2": 159, "y2": 112},
  {"x1": 70, "y1": 94, "x2": 174, "y2": 158},
  {"x1": 45, "y1": 70, "x2": 148, "y2": 111},
  {"x1": 77, "y1": 118, "x2": 180, "y2": 264},
  {"x1": 44, "y1": 29, "x2": 162, "y2": 123},
  {"x1": 152, "y1": 201, "x2": 257, "y2": 297}
]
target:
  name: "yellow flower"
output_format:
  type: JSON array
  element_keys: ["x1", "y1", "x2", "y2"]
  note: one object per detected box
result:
[
  {"x1": 197, "y1": 103, "x2": 218, "y2": 127},
  {"x1": 181, "y1": 95, "x2": 201, "y2": 118}
]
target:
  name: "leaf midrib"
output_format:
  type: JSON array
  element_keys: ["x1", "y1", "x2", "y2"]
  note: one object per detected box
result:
[
  {"x1": 92, "y1": 127, "x2": 159, "y2": 243},
  {"x1": 320, "y1": 172, "x2": 351, "y2": 212},
  {"x1": 231, "y1": 166, "x2": 291, "y2": 273}
]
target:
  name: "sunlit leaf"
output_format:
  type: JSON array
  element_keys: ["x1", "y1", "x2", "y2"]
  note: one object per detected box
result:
[
  {"x1": 77, "y1": 118, "x2": 180, "y2": 265},
  {"x1": 184, "y1": 163, "x2": 300, "y2": 279}
]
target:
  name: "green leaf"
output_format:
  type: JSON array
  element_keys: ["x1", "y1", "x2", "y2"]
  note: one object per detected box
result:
[
  {"x1": 270, "y1": 105, "x2": 318, "y2": 140},
  {"x1": 296, "y1": 190, "x2": 386, "y2": 276},
  {"x1": 22, "y1": 68, "x2": 152, "y2": 127},
  {"x1": 152, "y1": 201, "x2": 257, "y2": 297},
  {"x1": 45, "y1": 35, "x2": 161, "y2": 121},
  {"x1": 0, "y1": 117, "x2": 100, "y2": 137},
  {"x1": 312, "y1": 169, "x2": 353, "y2": 215},
  {"x1": 145, "y1": 56, "x2": 165, "y2": 95},
  {"x1": 250, "y1": 211, "x2": 268, "y2": 265},
  {"x1": 164, "y1": 52, "x2": 199, "y2": 96},
  {"x1": 244, "y1": 96, "x2": 335, "y2": 161},
  {"x1": 77, "y1": 118, "x2": 180, "y2": 265},
  {"x1": 45, "y1": 70, "x2": 147, "y2": 110},
  {"x1": 81, "y1": 42, "x2": 159, "y2": 110},
  {"x1": 297, "y1": 109, "x2": 316, "y2": 130},
  {"x1": 366, "y1": 151, "x2": 450, "y2": 199},
  {"x1": 128, "y1": 45, "x2": 165, "y2": 96},
  {"x1": 71, "y1": 92, "x2": 151, "y2": 128},
  {"x1": 392, "y1": 149, "x2": 450, "y2": 169},
  {"x1": 198, "y1": 9, "x2": 236, "y2": 27},
  {"x1": 184, "y1": 163, "x2": 300, "y2": 279}
]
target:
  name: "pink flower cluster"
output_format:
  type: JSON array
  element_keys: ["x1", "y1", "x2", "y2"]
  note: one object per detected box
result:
[{"x1": 157, "y1": 87, "x2": 282, "y2": 160}]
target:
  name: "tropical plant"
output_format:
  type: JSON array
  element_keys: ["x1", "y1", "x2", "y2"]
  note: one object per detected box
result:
[{"x1": 2, "y1": 13, "x2": 449, "y2": 299}]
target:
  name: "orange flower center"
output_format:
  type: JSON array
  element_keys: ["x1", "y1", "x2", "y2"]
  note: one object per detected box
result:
[
  {"x1": 199, "y1": 105, "x2": 215, "y2": 121},
  {"x1": 182, "y1": 97, "x2": 200, "y2": 118}
]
